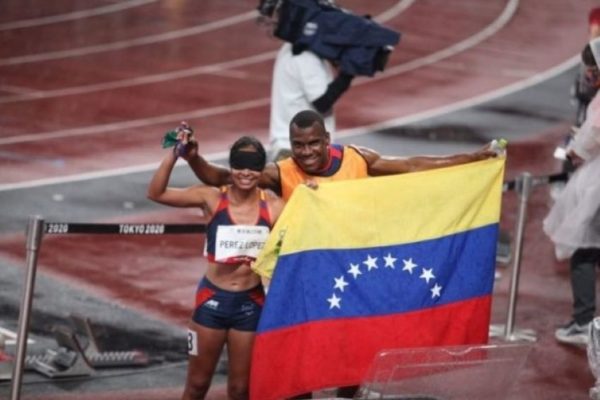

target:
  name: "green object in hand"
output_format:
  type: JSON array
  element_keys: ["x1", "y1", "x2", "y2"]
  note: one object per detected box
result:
[
  {"x1": 495, "y1": 138, "x2": 508, "y2": 149},
  {"x1": 161, "y1": 130, "x2": 179, "y2": 148}
]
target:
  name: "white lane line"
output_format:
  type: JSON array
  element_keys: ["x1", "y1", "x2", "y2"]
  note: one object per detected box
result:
[
  {"x1": 0, "y1": 84, "x2": 39, "y2": 95},
  {"x1": 0, "y1": 0, "x2": 516, "y2": 144},
  {"x1": 341, "y1": 55, "x2": 579, "y2": 138},
  {"x1": 0, "y1": 0, "x2": 414, "y2": 104},
  {"x1": 0, "y1": 153, "x2": 228, "y2": 191},
  {"x1": 0, "y1": 10, "x2": 259, "y2": 66},
  {"x1": 0, "y1": 327, "x2": 17, "y2": 339},
  {"x1": 0, "y1": 55, "x2": 578, "y2": 192},
  {"x1": 374, "y1": 0, "x2": 415, "y2": 22},
  {"x1": 0, "y1": 98, "x2": 271, "y2": 145},
  {"x1": 0, "y1": 51, "x2": 278, "y2": 104},
  {"x1": 0, "y1": 326, "x2": 35, "y2": 345},
  {"x1": 0, "y1": 0, "x2": 158, "y2": 31},
  {"x1": 360, "y1": 0, "x2": 519, "y2": 84}
]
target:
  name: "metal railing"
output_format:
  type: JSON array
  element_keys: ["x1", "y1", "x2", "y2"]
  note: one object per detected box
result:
[{"x1": 491, "y1": 171, "x2": 569, "y2": 342}]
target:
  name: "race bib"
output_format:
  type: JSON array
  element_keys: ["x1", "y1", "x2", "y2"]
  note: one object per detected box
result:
[
  {"x1": 187, "y1": 329, "x2": 198, "y2": 356},
  {"x1": 214, "y1": 225, "x2": 270, "y2": 262}
]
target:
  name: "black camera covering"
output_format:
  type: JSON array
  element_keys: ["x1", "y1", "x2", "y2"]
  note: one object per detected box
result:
[{"x1": 267, "y1": 0, "x2": 401, "y2": 77}]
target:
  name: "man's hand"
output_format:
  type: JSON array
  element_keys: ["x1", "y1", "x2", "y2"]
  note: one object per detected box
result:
[
  {"x1": 176, "y1": 137, "x2": 198, "y2": 161},
  {"x1": 474, "y1": 144, "x2": 498, "y2": 161},
  {"x1": 480, "y1": 139, "x2": 508, "y2": 159},
  {"x1": 304, "y1": 179, "x2": 319, "y2": 190}
]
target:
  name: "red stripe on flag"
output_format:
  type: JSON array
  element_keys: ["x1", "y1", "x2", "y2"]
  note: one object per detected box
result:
[{"x1": 250, "y1": 296, "x2": 491, "y2": 400}]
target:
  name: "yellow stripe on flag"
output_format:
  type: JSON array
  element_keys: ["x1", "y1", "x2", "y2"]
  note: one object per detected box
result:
[{"x1": 253, "y1": 157, "x2": 505, "y2": 278}]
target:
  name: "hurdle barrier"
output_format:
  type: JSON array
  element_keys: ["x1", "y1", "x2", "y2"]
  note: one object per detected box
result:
[{"x1": 9, "y1": 218, "x2": 206, "y2": 400}]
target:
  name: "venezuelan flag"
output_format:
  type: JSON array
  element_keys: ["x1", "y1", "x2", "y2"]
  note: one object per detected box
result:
[{"x1": 250, "y1": 157, "x2": 505, "y2": 400}]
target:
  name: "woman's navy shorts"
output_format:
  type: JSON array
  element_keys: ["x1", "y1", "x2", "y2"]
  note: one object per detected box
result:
[{"x1": 192, "y1": 277, "x2": 265, "y2": 331}]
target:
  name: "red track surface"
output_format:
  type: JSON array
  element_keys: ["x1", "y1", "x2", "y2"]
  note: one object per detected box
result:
[
  {"x1": 0, "y1": 0, "x2": 587, "y2": 184},
  {"x1": 0, "y1": 0, "x2": 596, "y2": 399}
]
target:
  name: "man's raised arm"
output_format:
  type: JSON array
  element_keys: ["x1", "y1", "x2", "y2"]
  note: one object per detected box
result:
[
  {"x1": 182, "y1": 135, "x2": 282, "y2": 192},
  {"x1": 186, "y1": 152, "x2": 232, "y2": 186},
  {"x1": 175, "y1": 132, "x2": 231, "y2": 186},
  {"x1": 357, "y1": 143, "x2": 498, "y2": 176}
]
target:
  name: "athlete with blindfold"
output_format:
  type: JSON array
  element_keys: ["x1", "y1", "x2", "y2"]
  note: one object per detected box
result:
[{"x1": 148, "y1": 135, "x2": 284, "y2": 400}]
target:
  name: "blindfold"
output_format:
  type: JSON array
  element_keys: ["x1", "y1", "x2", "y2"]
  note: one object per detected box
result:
[{"x1": 230, "y1": 150, "x2": 265, "y2": 172}]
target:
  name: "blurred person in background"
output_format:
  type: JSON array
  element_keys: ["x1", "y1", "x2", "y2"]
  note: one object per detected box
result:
[
  {"x1": 545, "y1": 40, "x2": 600, "y2": 347},
  {"x1": 258, "y1": 0, "x2": 354, "y2": 161},
  {"x1": 552, "y1": 7, "x2": 600, "y2": 194},
  {"x1": 572, "y1": 7, "x2": 600, "y2": 126}
]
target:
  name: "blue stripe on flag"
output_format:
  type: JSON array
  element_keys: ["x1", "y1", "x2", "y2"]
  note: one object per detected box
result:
[{"x1": 258, "y1": 224, "x2": 498, "y2": 332}]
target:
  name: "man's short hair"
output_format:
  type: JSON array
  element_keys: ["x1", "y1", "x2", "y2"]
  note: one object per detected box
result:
[{"x1": 289, "y1": 110, "x2": 325, "y2": 130}]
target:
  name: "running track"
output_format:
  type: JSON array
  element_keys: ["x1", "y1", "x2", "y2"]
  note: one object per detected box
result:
[
  {"x1": 0, "y1": 1, "x2": 593, "y2": 398},
  {"x1": 0, "y1": 0, "x2": 586, "y2": 187}
]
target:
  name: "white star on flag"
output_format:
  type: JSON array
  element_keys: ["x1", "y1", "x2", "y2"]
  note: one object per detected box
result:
[
  {"x1": 363, "y1": 255, "x2": 378, "y2": 271},
  {"x1": 431, "y1": 283, "x2": 442, "y2": 298},
  {"x1": 327, "y1": 255, "x2": 445, "y2": 314},
  {"x1": 333, "y1": 275, "x2": 349, "y2": 292},
  {"x1": 420, "y1": 267, "x2": 435, "y2": 283},
  {"x1": 402, "y1": 258, "x2": 417, "y2": 274},
  {"x1": 383, "y1": 253, "x2": 397, "y2": 268},
  {"x1": 348, "y1": 263, "x2": 362, "y2": 279},
  {"x1": 327, "y1": 293, "x2": 342, "y2": 309}
]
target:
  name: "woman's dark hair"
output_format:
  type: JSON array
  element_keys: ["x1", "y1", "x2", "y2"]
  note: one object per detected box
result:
[{"x1": 229, "y1": 136, "x2": 267, "y2": 167}]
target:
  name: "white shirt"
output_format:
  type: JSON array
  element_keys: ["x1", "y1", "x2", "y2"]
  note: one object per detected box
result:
[
  {"x1": 269, "y1": 43, "x2": 335, "y2": 151},
  {"x1": 568, "y1": 92, "x2": 600, "y2": 161},
  {"x1": 544, "y1": 94, "x2": 600, "y2": 259}
]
